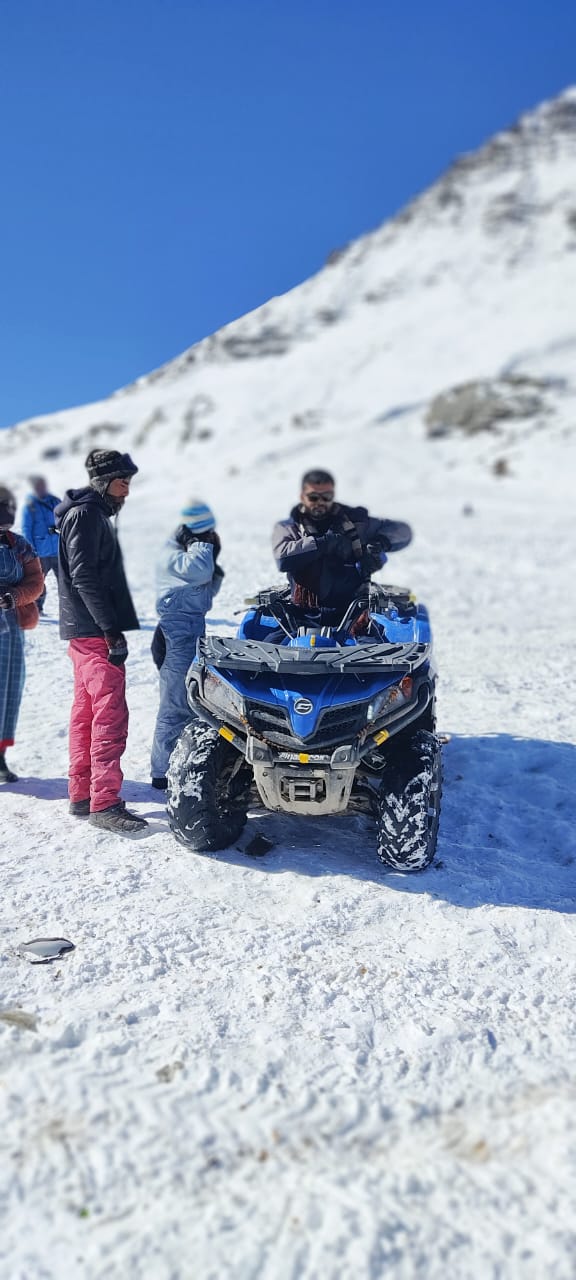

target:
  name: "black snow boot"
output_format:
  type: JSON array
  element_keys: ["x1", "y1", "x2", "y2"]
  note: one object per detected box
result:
[
  {"x1": 89, "y1": 802, "x2": 148, "y2": 834},
  {"x1": 151, "y1": 776, "x2": 168, "y2": 790},
  {"x1": 69, "y1": 798, "x2": 91, "y2": 817},
  {"x1": 0, "y1": 752, "x2": 18, "y2": 783}
]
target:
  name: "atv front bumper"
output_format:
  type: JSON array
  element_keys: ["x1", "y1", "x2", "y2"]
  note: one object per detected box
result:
[{"x1": 251, "y1": 756, "x2": 356, "y2": 815}]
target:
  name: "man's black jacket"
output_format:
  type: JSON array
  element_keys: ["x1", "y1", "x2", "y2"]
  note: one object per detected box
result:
[
  {"x1": 55, "y1": 488, "x2": 139, "y2": 639},
  {"x1": 273, "y1": 502, "x2": 412, "y2": 609}
]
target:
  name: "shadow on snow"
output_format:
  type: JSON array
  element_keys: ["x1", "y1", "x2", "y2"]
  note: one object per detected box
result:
[
  {"x1": 7, "y1": 736, "x2": 576, "y2": 912},
  {"x1": 202, "y1": 734, "x2": 576, "y2": 913},
  {"x1": 6, "y1": 777, "x2": 156, "y2": 805}
]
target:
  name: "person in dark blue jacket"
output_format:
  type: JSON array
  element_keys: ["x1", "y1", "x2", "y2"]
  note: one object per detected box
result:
[{"x1": 22, "y1": 475, "x2": 61, "y2": 613}]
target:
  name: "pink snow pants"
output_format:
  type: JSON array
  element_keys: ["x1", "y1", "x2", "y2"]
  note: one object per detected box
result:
[{"x1": 68, "y1": 638, "x2": 129, "y2": 812}]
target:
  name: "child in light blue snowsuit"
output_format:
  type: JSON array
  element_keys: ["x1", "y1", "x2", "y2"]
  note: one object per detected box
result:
[{"x1": 150, "y1": 499, "x2": 223, "y2": 787}]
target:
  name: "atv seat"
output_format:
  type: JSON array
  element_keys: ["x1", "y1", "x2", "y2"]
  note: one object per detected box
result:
[{"x1": 239, "y1": 584, "x2": 416, "y2": 646}]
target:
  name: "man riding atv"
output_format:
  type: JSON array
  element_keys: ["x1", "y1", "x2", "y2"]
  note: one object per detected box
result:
[
  {"x1": 272, "y1": 469, "x2": 412, "y2": 616},
  {"x1": 167, "y1": 467, "x2": 440, "y2": 871}
]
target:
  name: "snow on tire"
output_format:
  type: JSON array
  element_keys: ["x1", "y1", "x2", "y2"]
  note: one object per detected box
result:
[
  {"x1": 167, "y1": 720, "x2": 252, "y2": 853},
  {"x1": 376, "y1": 730, "x2": 442, "y2": 872}
]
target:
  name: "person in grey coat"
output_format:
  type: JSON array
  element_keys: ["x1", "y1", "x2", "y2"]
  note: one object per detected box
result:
[
  {"x1": 150, "y1": 499, "x2": 223, "y2": 789},
  {"x1": 273, "y1": 468, "x2": 412, "y2": 614}
]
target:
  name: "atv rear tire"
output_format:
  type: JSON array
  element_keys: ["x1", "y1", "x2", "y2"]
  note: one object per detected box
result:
[
  {"x1": 376, "y1": 730, "x2": 442, "y2": 871},
  {"x1": 167, "y1": 722, "x2": 252, "y2": 852}
]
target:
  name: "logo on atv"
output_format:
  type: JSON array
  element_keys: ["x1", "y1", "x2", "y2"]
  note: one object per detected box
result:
[{"x1": 293, "y1": 697, "x2": 314, "y2": 715}]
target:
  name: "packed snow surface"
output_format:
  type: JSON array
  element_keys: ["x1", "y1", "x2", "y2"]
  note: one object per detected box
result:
[{"x1": 1, "y1": 87, "x2": 576, "y2": 1278}]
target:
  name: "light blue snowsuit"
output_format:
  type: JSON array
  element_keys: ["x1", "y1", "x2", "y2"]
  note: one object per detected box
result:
[{"x1": 150, "y1": 536, "x2": 221, "y2": 778}]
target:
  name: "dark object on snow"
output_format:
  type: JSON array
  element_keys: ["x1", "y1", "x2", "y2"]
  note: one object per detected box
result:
[
  {"x1": 18, "y1": 937, "x2": 75, "y2": 964},
  {"x1": 151, "y1": 623, "x2": 166, "y2": 670},
  {"x1": 242, "y1": 832, "x2": 274, "y2": 857},
  {"x1": 151, "y1": 775, "x2": 168, "y2": 790},
  {"x1": 89, "y1": 802, "x2": 148, "y2": 833},
  {"x1": 492, "y1": 457, "x2": 511, "y2": 477}
]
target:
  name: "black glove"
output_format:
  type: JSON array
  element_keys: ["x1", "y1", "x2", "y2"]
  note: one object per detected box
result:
[
  {"x1": 213, "y1": 564, "x2": 225, "y2": 580},
  {"x1": 104, "y1": 633, "x2": 128, "y2": 666},
  {"x1": 150, "y1": 624, "x2": 166, "y2": 671},
  {"x1": 0, "y1": 593, "x2": 15, "y2": 610},
  {"x1": 320, "y1": 531, "x2": 350, "y2": 560},
  {"x1": 365, "y1": 538, "x2": 391, "y2": 571},
  {"x1": 175, "y1": 524, "x2": 195, "y2": 550}
]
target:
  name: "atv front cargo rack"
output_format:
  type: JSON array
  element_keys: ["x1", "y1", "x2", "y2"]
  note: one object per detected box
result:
[{"x1": 198, "y1": 636, "x2": 430, "y2": 675}]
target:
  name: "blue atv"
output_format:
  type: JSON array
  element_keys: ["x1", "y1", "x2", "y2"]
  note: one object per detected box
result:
[{"x1": 167, "y1": 582, "x2": 441, "y2": 871}]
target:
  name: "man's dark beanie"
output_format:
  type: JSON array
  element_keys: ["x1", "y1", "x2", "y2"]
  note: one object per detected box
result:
[{"x1": 85, "y1": 449, "x2": 138, "y2": 496}]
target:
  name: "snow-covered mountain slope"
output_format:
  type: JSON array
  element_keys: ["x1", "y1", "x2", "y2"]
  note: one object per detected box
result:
[
  {"x1": 2, "y1": 85, "x2": 576, "y2": 507},
  {"x1": 1, "y1": 90, "x2": 576, "y2": 1280}
]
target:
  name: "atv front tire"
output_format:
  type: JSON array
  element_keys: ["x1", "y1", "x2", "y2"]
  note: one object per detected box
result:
[
  {"x1": 376, "y1": 730, "x2": 442, "y2": 871},
  {"x1": 167, "y1": 722, "x2": 252, "y2": 852}
]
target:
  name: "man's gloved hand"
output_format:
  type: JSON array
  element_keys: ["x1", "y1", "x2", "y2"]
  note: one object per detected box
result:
[
  {"x1": 320, "y1": 530, "x2": 350, "y2": 560},
  {"x1": 0, "y1": 593, "x2": 15, "y2": 610},
  {"x1": 365, "y1": 538, "x2": 391, "y2": 571},
  {"x1": 213, "y1": 563, "x2": 225, "y2": 580},
  {"x1": 104, "y1": 633, "x2": 128, "y2": 666}
]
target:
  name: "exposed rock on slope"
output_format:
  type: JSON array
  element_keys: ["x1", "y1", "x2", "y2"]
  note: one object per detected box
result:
[{"x1": 425, "y1": 376, "x2": 551, "y2": 438}]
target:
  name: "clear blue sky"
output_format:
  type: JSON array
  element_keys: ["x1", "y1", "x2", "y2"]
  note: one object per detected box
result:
[{"x1": 1, "y1": 0, "x2": 575, "y2": 429}]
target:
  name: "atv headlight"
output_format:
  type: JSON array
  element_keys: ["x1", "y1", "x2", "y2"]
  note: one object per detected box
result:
[
  {"x1": 203, "y1": 670, "x2": 246, "y2": 724},
  {"x1": 367, "y1": 676, "x2": 413, "y2": 722}
]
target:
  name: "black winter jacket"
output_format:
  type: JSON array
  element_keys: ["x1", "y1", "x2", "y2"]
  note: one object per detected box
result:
[
  {"x1": 55, "y1": 488, "x2": 140, "y2": 639},
  {"x1": 273, "y1": 502, "x2": 412, "y2": 609}
]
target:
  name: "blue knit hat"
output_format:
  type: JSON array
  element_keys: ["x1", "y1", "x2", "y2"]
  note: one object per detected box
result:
[{"x1": 180, "y1": 498, "x2": 216, "y2": 533}]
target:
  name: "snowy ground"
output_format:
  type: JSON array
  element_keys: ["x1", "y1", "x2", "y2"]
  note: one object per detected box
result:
[
  {"x1": 1, "y1": 415, "x2": 576, "y2": 1279},
  {"x1": 2, "y1": 87, "x2": 576, "y2": 1272}
]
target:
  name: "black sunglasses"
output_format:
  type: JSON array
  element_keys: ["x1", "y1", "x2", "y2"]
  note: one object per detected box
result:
[{"x1": 305, "y1": 491, "x2": 334, "y2": 502}]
